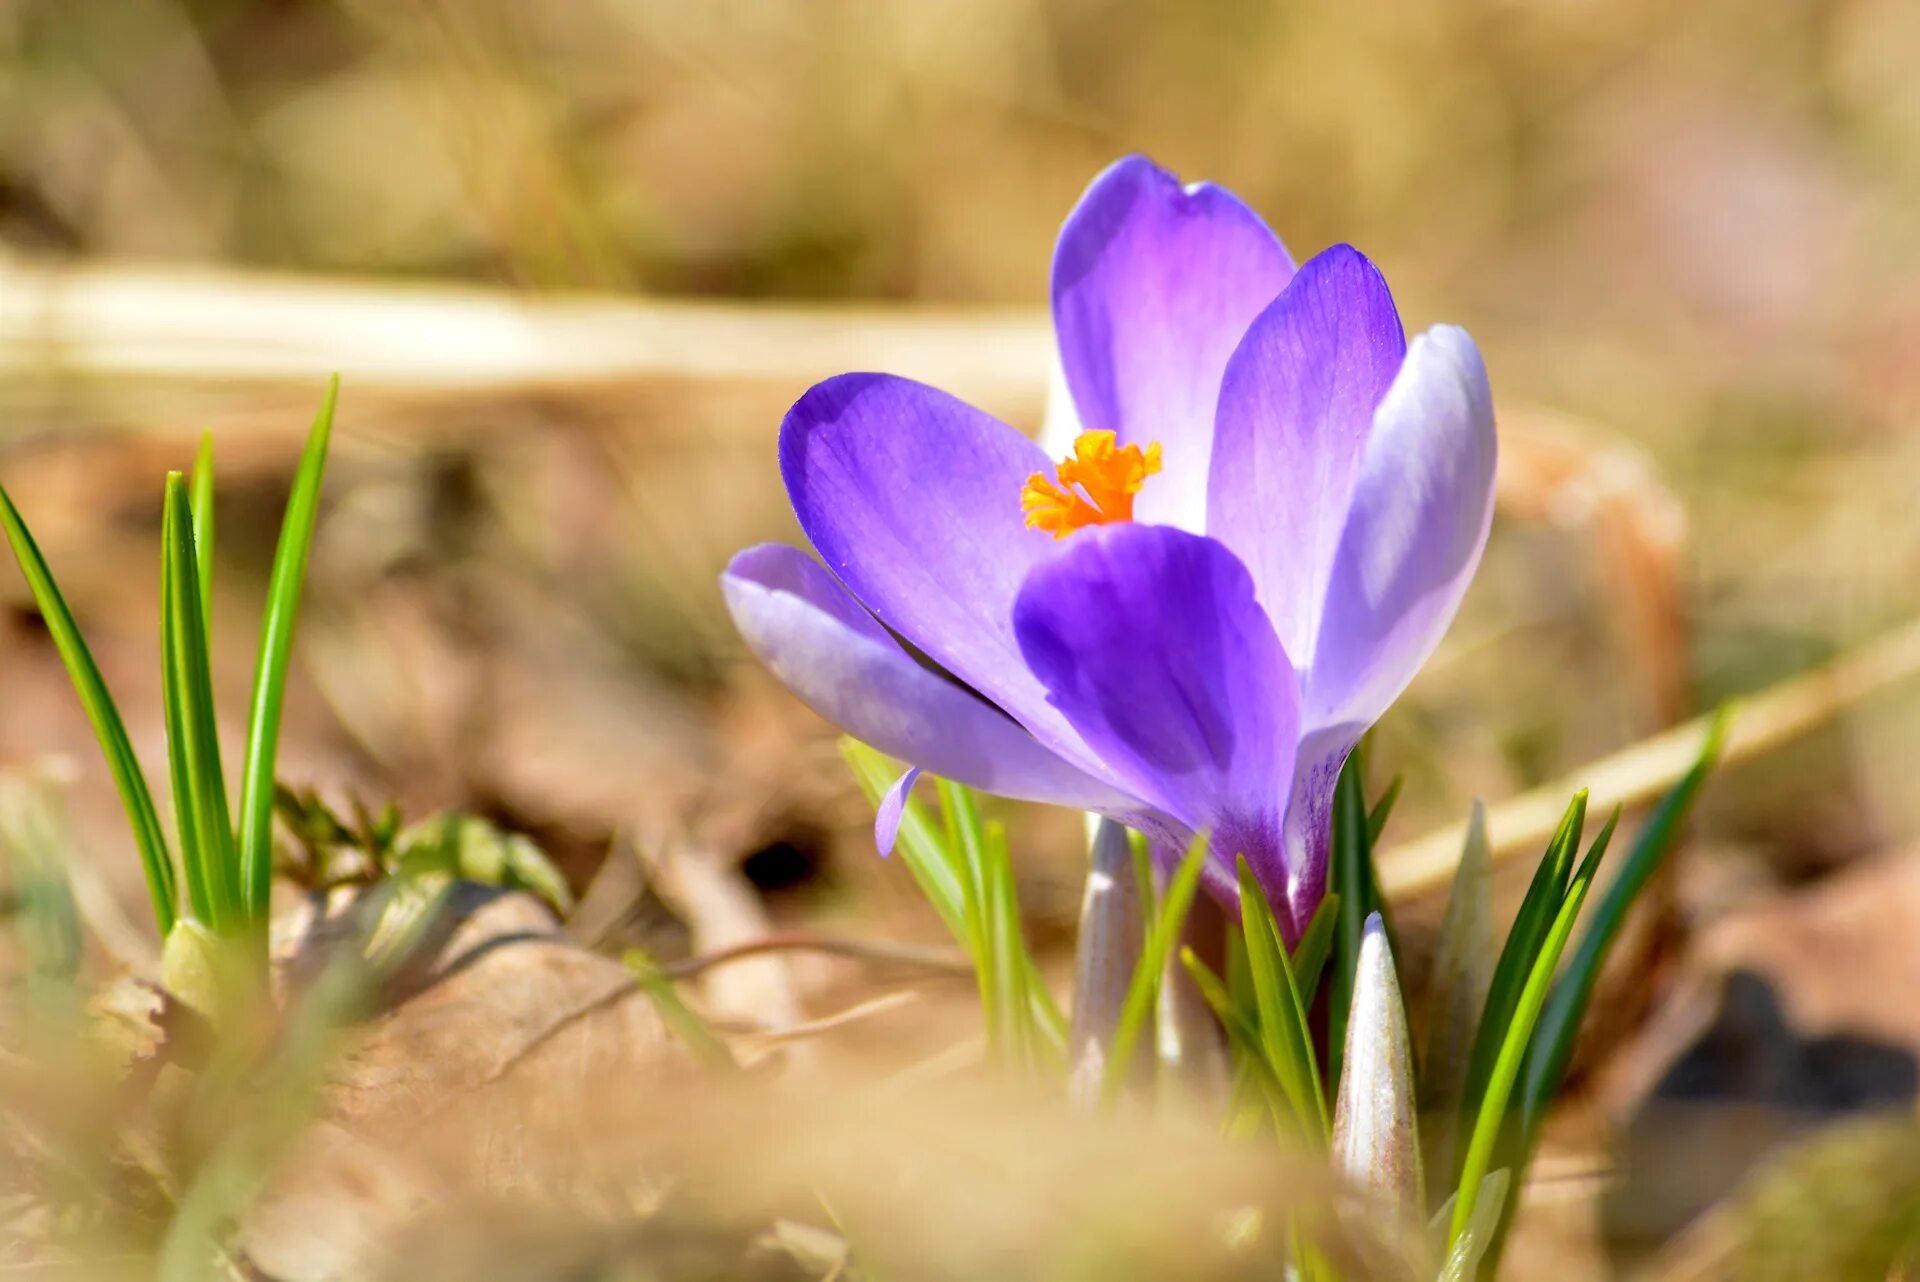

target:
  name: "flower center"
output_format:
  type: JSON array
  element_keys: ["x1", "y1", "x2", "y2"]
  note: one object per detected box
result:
[{"x1": 1020, "y1": 430, "x2": 1163, "y2": 539}]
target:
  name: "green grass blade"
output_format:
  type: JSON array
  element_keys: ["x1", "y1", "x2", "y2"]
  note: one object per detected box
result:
[
  {"x1": 842, "y1": 741, "x2": 967, "y2": 936},
  {"x1": 1101, "y1": 835, "x2": 1207, "y2": 1104},
  {"x1": 162, "y1": 474, "x2": 239, "y2": 930},
  {"x1": 160, "y1": 523, "x2": 212, "y2": 927},
  {"x1": 1238, "y1": 856, "x2": 1329, "y2": 1142},
  {"x1": 0, "y1": 778, "x2": 84, "y2": 991},
  {"x1": 937, "y1": 779, "x2": 1001, "y2": 1057},
  {"x1": 938, "y1": 779, "x2": 992, "y2": 956},
  {"x1": 1366, "y1": 774, "x2": 1404, "y2": 845},
  {"x1": 1518, "y1": 711, "x2": 1729, "y2": 1138},
  {"x1": 982, "y1": 818, "x2": 1034, "y2": 1071},
  {"x1": 1329, "y1": 755, "x2": 1382, "y2": 1095},
  {"x1": 1437, "y1": 1169, "x2": 1511, "y2": 1282},
  {"x1": 626, "y1": 947, "x2": 739, "y2": 1072},
  {"x1": 1179, "y1": 944, "x2": 1239, "y2": 1034},
  {"x1": 1291, "y1": 892, "x2": 1339, "y2": 1002},
  {"x1": 1181, "y1": 944, "x2": 1293, "y2": 1133},
  {"x1": 238, "y1": 377, "x2": 337, "y2": 923},
  {"x1": 1449, "y1": 810, "x2": 1611, "y2": 1247},
  {"x1": 1455, "y1": 789, "x2": 1586, "y2": 1166},
  {"x1": 190, "y1": 431, "x2": 215, "y2": 639},
  {"x1": 0, "y1": 485, "x2": 176, "y2": 936},
  {"x1": 840, "y1": 742, "x2": 1066, "y2": 1052},
  {"x1": 1421, "y1": 800, "x2": 1496, "y2": 1188}
]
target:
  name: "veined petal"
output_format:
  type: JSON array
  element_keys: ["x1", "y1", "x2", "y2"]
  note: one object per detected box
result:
[
  {"x1": 1011, "y1": 524, "x2": 1301, "y2": 902},
  {"x1": 1280, "y1": 725, "x2": 1362, "y2": 939},
  {"x1": 1305, "y1": 325, "x2": 1497, "y2": 732},
  {"x1": 722, "y1": 544, "x2": 1133, "y2": 817},
  {"x1": 779, "y1": 373, "x2": 1105, "y2": 770},
  {"x1": 1207, "y1": 244, "x2": 1407, "y2": 667},
  {"x1": 1052, "y1": 156, "x2": 1296, "y2": 531}
]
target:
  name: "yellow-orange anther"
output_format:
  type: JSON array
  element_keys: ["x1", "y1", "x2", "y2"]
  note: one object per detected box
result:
[{"x1": 1020, "y1": 430, "x2": 1163, "y2": 539}]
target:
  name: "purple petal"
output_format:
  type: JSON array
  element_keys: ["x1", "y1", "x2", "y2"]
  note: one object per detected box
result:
[
  {"x1": 875, "y1": 767, "x2": 923, "y2": 856},
  {"x1": 722, "y1": 544, "x2": 1134, "y2": 817},
  {"x1": 1207, "y1": 245, "x2": 1407, "y2": 665},
  {"x1": 1305, "y1": 325, "x2": 1497, "y2": 731},
  {"x1": 1278, "y1": 726, "x2": 1361, "y2": 939},
  {"x1": 1052, "y1": 156, "x2": 1296, "y2": 530},
  {"x1": 1011, "y1": 524, "x2": 1302, "y2": 902},
  {"x1": 779, "y1": 374, "x2": 1108, "y2": 770}
]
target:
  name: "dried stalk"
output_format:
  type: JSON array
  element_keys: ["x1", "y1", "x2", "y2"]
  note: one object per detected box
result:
[{"x1": 1382, "y1": 616, "x2": 1920, "y2": 899}]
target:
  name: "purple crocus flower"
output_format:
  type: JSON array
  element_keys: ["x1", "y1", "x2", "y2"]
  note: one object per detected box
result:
[{"x1": 723, "y1": 156, "x2": 1495, "y2": 938}]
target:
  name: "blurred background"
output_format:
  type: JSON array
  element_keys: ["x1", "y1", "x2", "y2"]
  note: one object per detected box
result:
[{"x1": 2, "y1": 1, "x2": 1920, "y2": 1273}]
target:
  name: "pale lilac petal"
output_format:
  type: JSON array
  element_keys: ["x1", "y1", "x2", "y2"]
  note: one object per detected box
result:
[
  {"x1": 779, "y1": 373, "x2": 1102, "y2": 769},
  {"x1": 1207, "y1": 245, "x2": 1407, "y2": 665},
  {"x1": 1052, "y1": 156, "x2": 1296, "y2": 530},
  {"x1": 722, "y1": 544, "x2": 1133, "y2": 817},
  {"x1": 1305, "y1": 325, "x2": 1497, "y2": 731},
  {"x1": 1012, "y1": 524, "x2": 1303, "y2": 906},
  {"x1": 875, "y1": 767, "x2": 923, "y2": 856}
]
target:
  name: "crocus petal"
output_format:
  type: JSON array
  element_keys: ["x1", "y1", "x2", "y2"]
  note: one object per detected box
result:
[
  {"x1": 780, "y1": 373, "x2": 1110, "y2": 769},
  {"x1": 1278, "y1": 725, "x2": 1361, "y2": 938},
  {"x1": 722, "y1": 544, "x2": 1133, "y2": 817},
  {"x1": 1052, "y1": 156, "x2": 1296, "y2": 530},
  {"x1": 1207, "y1": 244, "x2": 1407, "y2": 666},
  {"x1": 1304, "y1": 325, "x2": 1497, "y2": 732},
  {"x1": 1012, "y1": 524, "x2": 1301, "y2": 900},
  {"x1": 874, "y1": 767, "x2": 922, "y2": 856},
  {"x1": 1038, "y1": 348, "x2": 1083, "y2": 459}
]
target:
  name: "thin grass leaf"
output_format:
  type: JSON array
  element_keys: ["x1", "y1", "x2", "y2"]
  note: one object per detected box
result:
[
  {"x1": 841, "y1": 742, "x2": 1066, "y2": 1050},
  {"x1": 1184, "y1": 945, "x2": 1296, "y2": 1138},
  {"x1": 0, "y1": 486, "x2": 176, "y2": 936},
  {"x1": 162, "y1": 474, "x2": 239, "y2": 931},
  {"x1": 1367, "y1": 774, "x2": 1404, "y2": 846},
  {"x1": 626, "y1": 947, "x2": 739, "y2": 1073},
  {"x1": 1468, "y1": 810, "x2": 1620, "y2": 1275},
  {"x1": 1181, "y1": 942, "x2": 1290, "y2": 1092},
  {"x1": 1101, "y1": 835, "x2": 1206, "y2": 1104},
  {"x1": 0, "y1": 778, "x2": 84, "y2": 991},
  {"x1": 190, "y1": 431, "x2": 215, "y2": 639},
  {"x1": 1179, "y1": 945, "x2": 1239, "y2": 1033},
  {"x1": 982, "y1": 819, "x2": 1036, "y2": 1071},
  {"x1": 1292, "y1": 892, "x2": 1339, "y2": 1002},
  {"x1": 1448, "y1": 811, "x2": 1611, "y2": 1247},
  {"x1": 1518, "y1": 710, "x2": 1730, "y2": 1138},
  {"x1": 1435, "y1": 1169, "x2": 1511, "y2": 1282},
  {"x1": 1420, "y1": 800, "x2": 1496, "y2": 1186},
  {"x1": 238, "y1": 376, "x2": 337, "y2": 924},
  {"x1": 1467, "y1": 715, "x2": 1730, "y2": 1276},
  {"x1": 1454, "y1": 790, "x2": 1586, "y2": 1167},
  {"x1": 160, "y1": 531, "x2": 212, "y2": 928},
  {"x1": 1238, "y1": 856, "x2": 1328, "y2": 1142},
  {"x1": 842, "y1": 741, "x2": 966, "y2": 936},
  {"x1": 1329, "y1": 756, "x2": 1383, "y2": 1095},
  {"x1": 938, "y1": 779, "x2": 997, "y2": 1047}
]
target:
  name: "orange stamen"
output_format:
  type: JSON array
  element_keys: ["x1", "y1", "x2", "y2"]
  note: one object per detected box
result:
[{"x1": 1020, "y1": 430, "x2": 1163, "y2": 539}]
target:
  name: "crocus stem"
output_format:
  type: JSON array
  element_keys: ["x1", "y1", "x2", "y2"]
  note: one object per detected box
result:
[{"x1": 1068, "y1": 817, "x2": 1144, "y2": 1108}]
